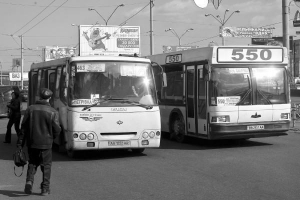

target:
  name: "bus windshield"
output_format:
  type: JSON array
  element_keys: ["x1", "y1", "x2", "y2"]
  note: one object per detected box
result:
[
  {"x1": 69, "y1": 61, "x2": 157, "y2": 107},
  {"x1": 210, "y1": 66, "x2": 287, "y2": 106}
]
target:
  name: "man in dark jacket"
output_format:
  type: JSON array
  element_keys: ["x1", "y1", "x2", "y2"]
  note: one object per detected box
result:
[
  {"x1": 17, "y1": 88, "x2": 61, "y2": 196},
  {"x1": 4, "y1": 91, "x2": 21, "y2": 143}
]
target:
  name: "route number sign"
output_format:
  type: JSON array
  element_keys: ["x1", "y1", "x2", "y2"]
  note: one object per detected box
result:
[
  {"x1": 217, "y1": 47, "x2": 283, "y2": 63},
  {"x1": 166, "y1": 54, "x2": 182, "y2": 64}
]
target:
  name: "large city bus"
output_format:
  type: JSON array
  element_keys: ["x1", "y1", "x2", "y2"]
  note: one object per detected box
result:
[
  {"x1": 147, "y1": 46, "x2": 290, "y2": 142},
  {"x1": 29, "y1": 55, "x2": 161, "y2": 157}
]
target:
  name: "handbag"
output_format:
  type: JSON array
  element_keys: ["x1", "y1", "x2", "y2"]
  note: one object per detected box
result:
[{"x1": 13, "y1": 148, "x2": 28, "y2": 177}]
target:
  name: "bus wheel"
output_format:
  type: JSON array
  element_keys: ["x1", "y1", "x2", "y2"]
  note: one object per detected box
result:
[
  {"x1": 171, "y1": 117, "x2": 186, "y2": 143},
  {"x1": 132, "y1": 148, "x2": 145, "y2": 154},
  {"x1": 67, "y1": 149, "x2": 78, "y2": 158}
]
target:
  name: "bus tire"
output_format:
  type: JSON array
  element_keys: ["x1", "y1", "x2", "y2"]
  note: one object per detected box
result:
[
  {"x1": 132, "y1": 148, "x2": 145, "y2": 154},
  {"x1": 170, "y1": 116, "x2": 186, "y2": 143}
]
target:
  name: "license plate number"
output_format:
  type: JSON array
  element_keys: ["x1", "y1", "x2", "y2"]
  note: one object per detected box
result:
[
  {"x1": 247, "y1": 125, "x2": 264, "y2": 130},
  {"x1": 108, "y1": 141, "x2": 131, "y2": 146}
]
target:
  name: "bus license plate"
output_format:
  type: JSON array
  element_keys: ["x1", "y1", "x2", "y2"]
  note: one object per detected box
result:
[
  {"x1": 108, "y1": 141, "x2": 131, "y2": 146},
  {"x1": 247, "y1": 125, "x2": 264, "y2": 130}
]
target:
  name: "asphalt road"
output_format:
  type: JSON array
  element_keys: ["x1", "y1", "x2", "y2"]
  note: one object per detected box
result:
[{"x1": 0, "y1": 115, "x2": 300, "y2": 200}]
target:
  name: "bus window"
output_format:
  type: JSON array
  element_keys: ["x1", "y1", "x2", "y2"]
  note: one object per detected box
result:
[
  {"x1": 69, "y1": 61, "x2": 157, "y2": 106},
  {"x1": 49, "y1": 71, "x2": 56, "y2": 106},
  {"x1": 163, "y1": 65, "x2": 183, "y2": 104},
  {"x1": 55, "y1": 66, "x2": 62, "y2": 99},
  {"x1": 198, "y1": 65, "x2": 206, "y2": 119},
  {"x1": 40, "y1": 69, "x2": 48, "y2": 89},
  {"x1": 210, "y1": 67, "x2": 251, "y2": 106},
  {"x1": 60, "y1": 66, "x2": 67, "y2": 104},
  {"x1": 253, "y1": 68, "x2": 287, "y2": 104}
]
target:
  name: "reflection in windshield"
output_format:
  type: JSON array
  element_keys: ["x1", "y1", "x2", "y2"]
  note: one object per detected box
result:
[
  {"x1": 69, "y1": 61, "x2": 157, "y2": 107},
  {"x1": 253, "y1": 68, "x2": 286, "y2": 104},
  {"x1": 210, "y1": 67, "x2": 287, "y2": 106}
]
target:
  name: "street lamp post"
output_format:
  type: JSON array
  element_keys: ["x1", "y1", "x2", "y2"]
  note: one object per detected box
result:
[
  {"x1": 165, "y1": 28, "x2": 194, "y2": 46},
  {"x1": 88, "y1": 4, "x2": 124, "y2": 25},
  {"x1": 205, "y1": 9, "x2": 240, "y2": 46}
]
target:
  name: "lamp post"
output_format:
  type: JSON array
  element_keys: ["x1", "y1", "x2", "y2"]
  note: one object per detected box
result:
[
  {"x1": 165, "y1": 28, "x2": 194, "y2": 46},
  {"x1": 88, "y1": 4, "x2": 124, "y2": 25},
  {"x1": 205, "y1": 9, "x2": 240, "y2": 46}
]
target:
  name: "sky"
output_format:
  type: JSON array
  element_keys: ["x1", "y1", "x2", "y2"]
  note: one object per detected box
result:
[{"x1": 0, "y1": 0, "x2": 299, "y2": 72}]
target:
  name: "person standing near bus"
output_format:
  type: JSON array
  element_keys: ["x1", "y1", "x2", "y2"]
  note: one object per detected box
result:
[
  {"x1": 17, "y1": 88, "x2": 61, "y2": 196},
  {"x1": 3, "y1": 91, "x2": 21, "y2": 143}
]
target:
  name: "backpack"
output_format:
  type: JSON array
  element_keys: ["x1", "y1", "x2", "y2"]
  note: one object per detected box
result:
[{"x1": 13, "y1": 148, "x2": 27, "y2": 177}]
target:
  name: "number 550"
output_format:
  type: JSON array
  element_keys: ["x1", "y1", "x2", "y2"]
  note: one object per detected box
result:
[{"x1": 231, "y1": 49, "x2": 272, "y2": 61}]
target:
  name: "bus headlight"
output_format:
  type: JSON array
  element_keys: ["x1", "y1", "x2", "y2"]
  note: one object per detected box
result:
[
  {"x1": 87, "y1": 133, "x2": 94, "y2": 140},
  {"x1": 211, "y1": 115, "x2": 230, "y2": 123},
  {"x1": 79, "y1": 133, "x2": 87, "y2": 140},
  {"x1": 281, "y1": 113, "x2": 289, "y2": 119},
  {"x1": 149, "y1": 131, "x2": 155, "y2": 138},
  {"x1": 73, "y1": 133, "x2": 78, "y2": 138},
  {"x1": 142, "y1": 132, "x2": 149, "y2": 139}
]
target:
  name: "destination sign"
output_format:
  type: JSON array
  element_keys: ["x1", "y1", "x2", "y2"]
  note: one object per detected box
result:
[
  {"x1": 217, "y1": 47, "x2": 283, "y2": 63},
  {"x1": 76, "y1": 63, "x2": 105, "y2": 72}
]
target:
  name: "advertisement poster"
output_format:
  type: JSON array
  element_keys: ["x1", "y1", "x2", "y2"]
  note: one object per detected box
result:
[
  {"x1": 12, "y1": 58, "x2": 21, "y2": 67},
  {"x1": 162, "y1": 45, "x2": 199, "y2": 53},
  {"x1": 42, "y1": 46, "x2": 76, "y2": 61},
  {"x1": 79, "y1": 25, "x2": 140, "y2": 56},
  {"x1": 251, "y1": 36, "x2": 293, "y2": 50},
  {"x1": 220, "y1": 27, "x2": 273, "y2": 38}
]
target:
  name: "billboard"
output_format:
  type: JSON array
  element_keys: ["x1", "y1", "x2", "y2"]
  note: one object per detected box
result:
[
  {"x1": 79, "y1": 25, "x2": 140, "y2": 56},
  {"x1": 42, "y1": 46, "x2": 76, "y2": 61},
  {"x1": 12, "y1": 58, "x2": 21, "y2": 68},
  {"x1": 220, "y1": 27, "x2": 273, "y2": 38},
  {"x1": 162, "y1": 45, "x2": 199, "y2": 53},
  {"x1": 251, "y1": 36, "x2": 294, "y2": 50},
  {"x1": 9, "y1": 72, "x2": 28, "y2": 81}
]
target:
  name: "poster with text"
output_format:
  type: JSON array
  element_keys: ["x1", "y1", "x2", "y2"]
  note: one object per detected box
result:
[{"x1": 79, "y1": 25, "x2": 140, "y2": 56}]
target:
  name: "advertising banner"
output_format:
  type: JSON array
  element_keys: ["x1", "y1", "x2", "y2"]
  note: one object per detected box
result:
[
  {"x1": 42, "y1": 46, "x2": 76, "y2": 61},
  {"x1": 251, "y1": 36, "x2": 293, "y2": 50},
  {"x1": 12, "y1": 58, "x2": 21, "y2": 68},
  {"x1": 220, "y1": 27, "x2": 273, "y2": 38},
  {"x1": 9, "y1": 72, "x2": 28, "y2": 81},
  {"x1": 79, "y1": 25, "x2": 140, "y2": 56},
  {"x1": 162, "y1": 45, "x2": 199, "y2": 53}
]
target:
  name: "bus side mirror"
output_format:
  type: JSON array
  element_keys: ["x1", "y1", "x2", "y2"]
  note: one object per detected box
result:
[{"x1": 162, "y1": 72, "x2": 167, "y2": 87}]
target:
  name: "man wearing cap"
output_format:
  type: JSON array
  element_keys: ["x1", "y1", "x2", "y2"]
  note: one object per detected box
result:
[{"x1": 17, "y1": 88, "x2": 61, "y2": 196}]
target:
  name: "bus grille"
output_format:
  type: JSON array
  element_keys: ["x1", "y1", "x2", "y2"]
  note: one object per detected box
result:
[{"x1": 100, "y1": 132, "x2": 137, "y2": 136}]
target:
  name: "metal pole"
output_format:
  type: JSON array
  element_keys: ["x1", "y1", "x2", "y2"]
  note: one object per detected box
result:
[
  {"x1": 150, "y1": 0, "x2": 154, "y2": 55},
  {"x1": 21, "y1": 35, "x2": 24, "y2": 90},
  {"x1": 282, "y1": 0, "x2": 291, "y2": 74}
]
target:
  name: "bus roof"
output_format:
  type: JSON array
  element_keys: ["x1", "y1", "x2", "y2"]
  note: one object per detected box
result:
[
  {"x1": 146, "y1": 45, "x2": 288, "y2": 65},
  {"x1": 30, "y1": 55, "x2": 151, "y2": 71}
]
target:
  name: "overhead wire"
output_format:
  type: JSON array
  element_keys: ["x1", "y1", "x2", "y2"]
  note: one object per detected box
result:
[
  {"x1": 119, "y1": 2, "x2": 150, "y2": 26},
  {"x1": 12, "y1": 0, "x2": 57, "y2": 35},
  {"x1": 20, "y1": 0, "x2": 69, "y2": 35}
]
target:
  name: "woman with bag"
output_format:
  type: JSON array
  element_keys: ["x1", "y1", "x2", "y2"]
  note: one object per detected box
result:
[{"x1": 3, "y1": 91, "x2": 21, "y2": 143}]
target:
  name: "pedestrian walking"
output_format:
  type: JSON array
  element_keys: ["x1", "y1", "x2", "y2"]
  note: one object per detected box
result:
[
  {"x1": 4, "y1": 91, "x2": 21, "y2": 143},
  {"x1": 17, "y1": 88, "x2": 61, "y2": 196}
]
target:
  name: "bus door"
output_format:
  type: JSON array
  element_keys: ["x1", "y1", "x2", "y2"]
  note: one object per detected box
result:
[
  {"x1": 47, "y1": 69, "x2": 56, "y2": 107},
  {"x1": 186, "y1": 64, "x2": 208, "y2": 137}
]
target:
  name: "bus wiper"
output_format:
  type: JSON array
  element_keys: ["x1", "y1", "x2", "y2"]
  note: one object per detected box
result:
[
  {"x1": 257, "y1": 89, "x2": 272, "y2": 104},
  {"x1": 236, "y1": 88, "x2": 252, "y2": 105},
  {"x1": 82, "y1": 97, "x2": 123, "y2": 111},
  {"x1": 121, "y1": 100, "x2": 153, "y2": 110}
]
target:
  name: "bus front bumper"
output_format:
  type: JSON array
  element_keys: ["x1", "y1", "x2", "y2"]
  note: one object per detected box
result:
[
  {"x1": 69, "y1": 138, "x2": 161, "y2": 150},
  {"x1": 209, "y1": 121, "x2": 290, "y2": 140}
]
